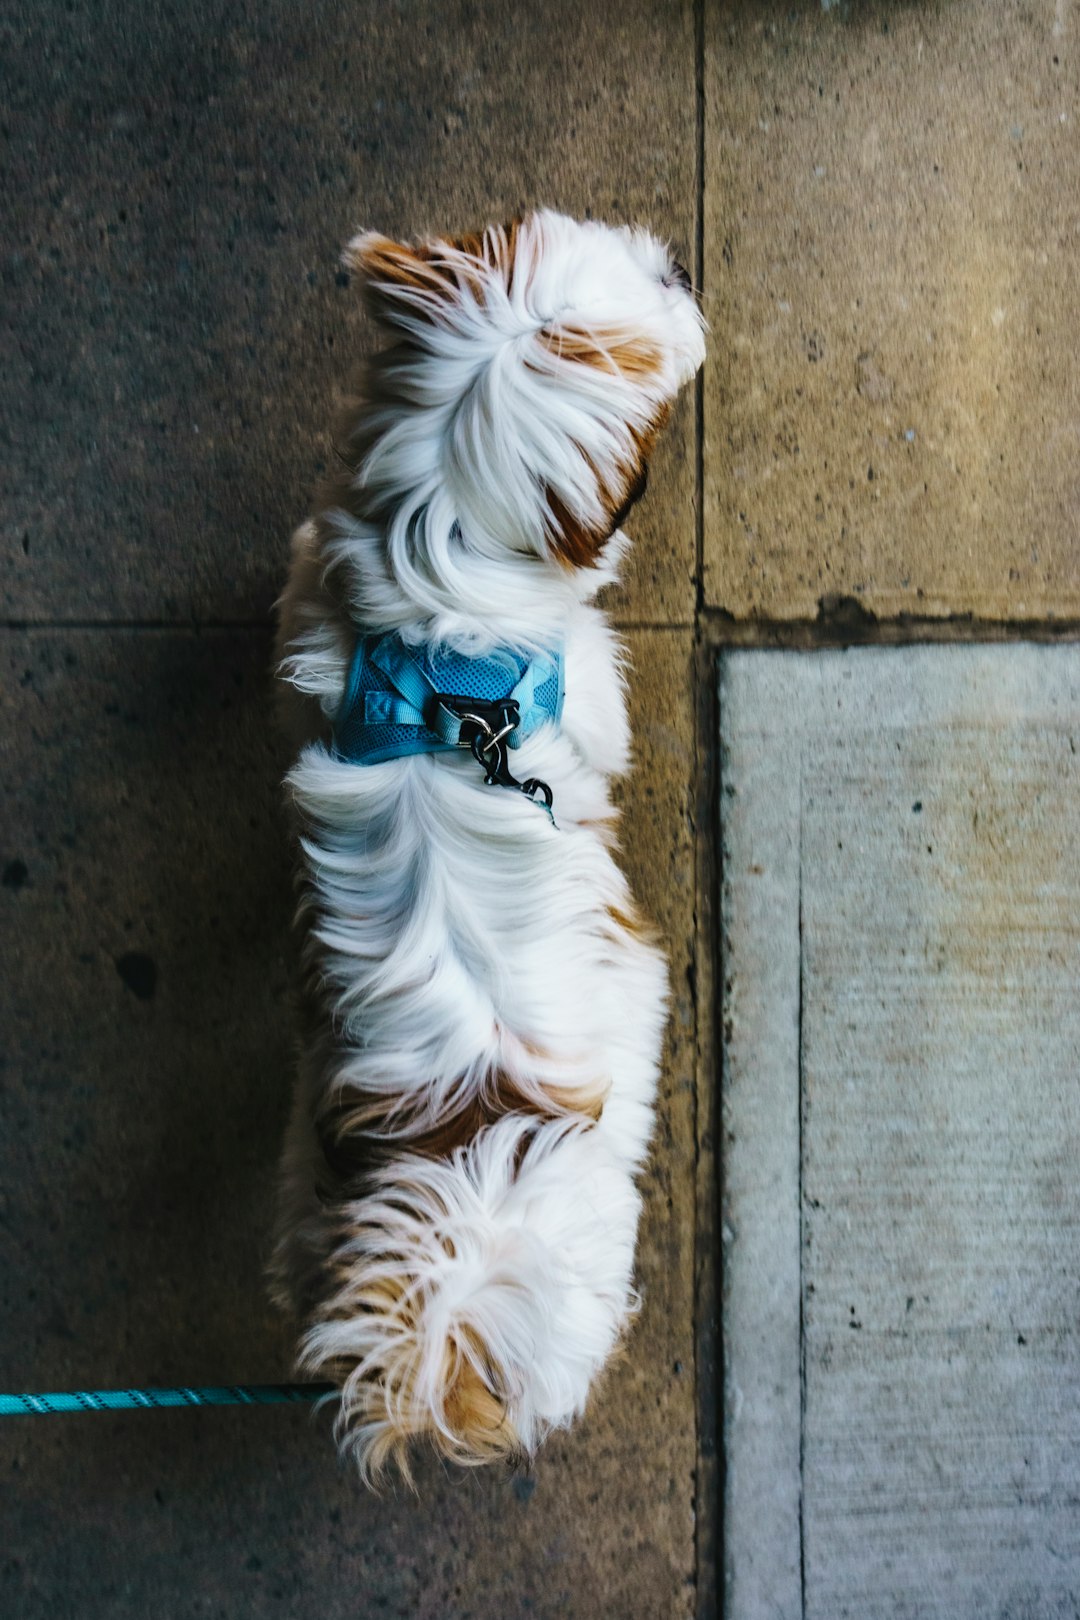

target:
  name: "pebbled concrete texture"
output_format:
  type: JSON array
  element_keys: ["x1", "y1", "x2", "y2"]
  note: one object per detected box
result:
[
  {"x1": 3, "y1": 0, "x2": 698, "y2": 629},
  {"x1": 705, "y1": 0, "x2": 1080, "y2": 623},
  {"x1": 0, "y1": 625, "x2": 699, "y2": 1619}
]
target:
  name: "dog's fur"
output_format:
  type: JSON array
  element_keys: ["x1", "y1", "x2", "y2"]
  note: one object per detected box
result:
[{"x1": 270, "y1": 210, "x2": 705, "y2": 1482}]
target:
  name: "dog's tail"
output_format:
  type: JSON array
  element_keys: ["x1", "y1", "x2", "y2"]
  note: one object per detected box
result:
[{"x1": 295, "y1": 1115, "x2": 640, "y2": 1484}]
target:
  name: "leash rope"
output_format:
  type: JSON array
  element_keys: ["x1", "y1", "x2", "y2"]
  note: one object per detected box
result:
[{"x1": 0, "y1": 1384, "x2": 334, "y2": 1416}]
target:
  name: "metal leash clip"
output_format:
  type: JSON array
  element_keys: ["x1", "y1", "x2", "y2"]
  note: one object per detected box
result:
[{"x1": 433, "y1": 694, "x2": 555, "y2": 812}]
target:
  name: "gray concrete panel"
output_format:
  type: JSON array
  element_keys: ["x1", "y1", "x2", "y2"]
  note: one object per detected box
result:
[
  {"x1": 720, "y1": 645, "x2": 1080, "y2": 1617},
  {"x1": 718, "y1": 666, "x2": 803, "y2": 1620}
]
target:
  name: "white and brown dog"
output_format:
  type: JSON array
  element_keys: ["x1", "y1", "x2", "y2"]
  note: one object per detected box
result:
[{"x1": 271, "y1": 210, "x2": 705, "y2": 1482}]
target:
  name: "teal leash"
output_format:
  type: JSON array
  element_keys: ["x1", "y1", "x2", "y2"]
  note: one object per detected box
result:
[{"x1": 0, "y1": 1384, "x2": 334, "y2": 1415}]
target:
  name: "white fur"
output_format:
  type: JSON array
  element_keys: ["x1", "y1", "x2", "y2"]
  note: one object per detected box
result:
[
  {"x1": 300, "y1": 1119, "x2": 642, "y2": 1479},
  {"x1": 271, "y1": 209, "x2": 705, "y2": 1481}
]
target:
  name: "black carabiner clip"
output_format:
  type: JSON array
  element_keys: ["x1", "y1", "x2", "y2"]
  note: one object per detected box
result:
[{"x1": 468, "y1": 730, "x2": 554, "y2": 812}]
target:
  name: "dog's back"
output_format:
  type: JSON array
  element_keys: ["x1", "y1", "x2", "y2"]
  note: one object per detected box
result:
[{"x1": 271, "y1": 210, "x2": 704, "y2": 1481}]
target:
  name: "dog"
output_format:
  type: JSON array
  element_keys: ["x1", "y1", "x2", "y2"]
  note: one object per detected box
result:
[{"x1": 270, "y1": 210, "x2": 705, "y2": 1482}]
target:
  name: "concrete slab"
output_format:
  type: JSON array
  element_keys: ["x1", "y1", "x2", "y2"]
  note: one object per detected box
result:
[
  {"x1": 720, "y1": 645, "x2": 1080, "y2": 1618},
  {"x1": 717, "y1": 685, "x2": 803, "y2": 1620},
  {"x1": 3, "y1": 0, "x2": 697, "y2": 629},
  {"x1": 0, "y1": 624, "x2": 699, "y2": 1618},
  {"x1": 704, "y1": 1, "x2": 1080, "y2": 622},
  {"x1": 0, "y1": 629, "x2": 295, "y2": 1397}
]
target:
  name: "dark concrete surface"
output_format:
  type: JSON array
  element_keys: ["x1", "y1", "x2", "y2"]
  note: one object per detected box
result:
[
  {"x1": 0, "y1": 624, "x2": 700, "y2": 1619},
  {"x1": 0, "y1": 5, "x2": 706, "y2": 1601},
  {"x1": 3, "y1": 2, "x2": 706, "y2": 1614},
  {"x1": 3, "y1": 0, "x2": 698, "y2": 628}
]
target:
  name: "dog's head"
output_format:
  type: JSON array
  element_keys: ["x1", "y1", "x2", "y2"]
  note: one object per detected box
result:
[{"x1": 340, "y1": 210, "x2": 705, "y2": 573}]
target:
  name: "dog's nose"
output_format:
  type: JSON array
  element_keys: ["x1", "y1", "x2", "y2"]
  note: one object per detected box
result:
[{"x1": 668, "y1": 260, "x2": 693, "y2": 294}]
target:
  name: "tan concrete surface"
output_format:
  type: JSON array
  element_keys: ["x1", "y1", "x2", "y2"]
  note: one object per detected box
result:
[
  {"x1": 3, "y1": 0, "x2": 697, "y2": 629},
  {"x1": 705, "y1": 0, "x2": 1080, "y2": 622},
  {"x1": 0, "y1": 625, "x2": 699, "y2": 1619}
]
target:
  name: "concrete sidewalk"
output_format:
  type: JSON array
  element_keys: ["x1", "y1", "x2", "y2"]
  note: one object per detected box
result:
[
  {"x1": 2, "y1": 3, "x2": 701, "y2": 1616},
  {"x1": 705, "y1": 0, "x2": 1080, "y2": 625},
  {"x1": 720, "y1": 647, "x2": 1080, "y2": 1619},
  {"x1": 0, "y1": 625, "x2": 697, "y2": 1619}
]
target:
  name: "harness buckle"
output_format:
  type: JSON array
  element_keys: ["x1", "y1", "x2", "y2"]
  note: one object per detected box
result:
[{"x1": 430, "y1": 693, "x2": 521, "y2": 752}]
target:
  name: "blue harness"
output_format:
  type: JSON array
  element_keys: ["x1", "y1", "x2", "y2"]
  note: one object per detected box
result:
[{"x1": 333, "y1": 631, "x2": 564, "y2": 816}]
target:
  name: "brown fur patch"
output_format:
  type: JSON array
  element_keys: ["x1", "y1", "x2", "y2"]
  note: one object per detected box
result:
[
  {"x1": 314, "y1": 1065, "x2": 608, "y2": 1190},
  {"x1": 606, "y1": 899, "x2": 661, "y2": 950},
  {"x1": 441, "y1": 1331, "x2": 519, "y2": 1461},
  {"x1": 346, "y1": 234, "x2": 460, "y2": 316},
  {"x1": 608, "y1": 902, "x2": 647, "y2": 938},
  {"x1": 544, "y1": 485, "x2": 607, "y2": 570},
  {"x1": 536, "y1": 325, "x2": 666, "y2": 381},
  {"x1": 544, "y1": 399, "x2": 673, "y2": 569},
  {"x1": 448, "y1": 218, "x2": 523, "y2": 294},
  {"x1": 346, "y1": 219, "x2": 524, "y2": 323},
  {"x1": 313, "y1": 1296, "x2": 522, "y2": 1474}
]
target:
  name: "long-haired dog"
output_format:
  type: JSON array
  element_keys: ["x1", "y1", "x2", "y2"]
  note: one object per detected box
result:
[{"x1": 271, "y1": 210, "x2": 705, "y2": 1482}]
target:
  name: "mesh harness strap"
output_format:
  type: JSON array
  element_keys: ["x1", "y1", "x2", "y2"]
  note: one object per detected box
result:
[{"x1": 332, "y1": 632, "x2": 564, "y2": 817}]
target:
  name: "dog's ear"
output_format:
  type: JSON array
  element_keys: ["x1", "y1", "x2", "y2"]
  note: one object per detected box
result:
[
  {"x1": 342, "y1": 231, "x2": 461, "y2": 326},
  {"x1": 534, "y1": 322, "x2": 667, "y2": 385},
  {"x1": 528, "y1": 320, "x2": 671, "y2": 567},
  {"x1": 342, "y1": 222, "x2": 522, "y2": 328},
  {"x1": 543, "y1": 407, "x2": 671, "y2": 569}
]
